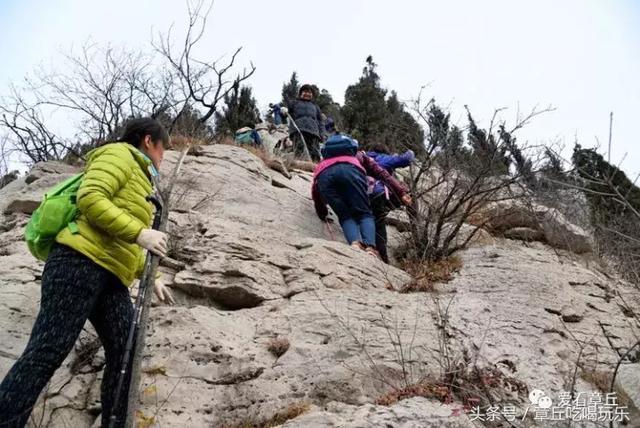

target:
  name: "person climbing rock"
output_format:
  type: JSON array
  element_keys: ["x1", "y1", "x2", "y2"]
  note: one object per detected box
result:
[
  {"x1": 268, "y1": 102, "x2": 284, "y2": 125},
  {"x1": 325, "y1": 116, "x2": 338, "y2": 136},
  {"x1": 311, "y1": 134, "x2": 412, "y2": 258},
  {"x1": 366, "y1": 144, "x2": 416, "y2": 263},
  {"x1": 0, "y1": 118, "x2": 174, "y2": 428},
  {"x1": 282, "y1": 84, "x2": 324, "y2": 161}
]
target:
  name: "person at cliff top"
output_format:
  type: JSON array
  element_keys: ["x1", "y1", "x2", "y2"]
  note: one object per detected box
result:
[
  {"x1": 311, "y1": 134, "x2": 412, "y2": 257},
  {"x1": 281, "y1": 84, "x2": 324, "y2": 162},
  {"x1": 366, "y1": 143, "x2": 416, "y2": 263},
  {"x1": 0, "y1": 118, "x2": 174, "y2": 428},
  {"x1": 325, "y1": 116, "x2": 338, "y2": 136}
]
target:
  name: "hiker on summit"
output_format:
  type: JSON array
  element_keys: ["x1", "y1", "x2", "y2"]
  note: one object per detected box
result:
[
  {"x1": 282, "y1": 84, "x2": 324, "y2": 162},
  {"x1": 311, "y1": 134, "x2": 412, "y2": 258},
  {"x1": 0, "y1": 118, "x2": 173, "y2": 428},
  {"x1": 366, "y1": 144, "x2": 416, "y2": 263}
]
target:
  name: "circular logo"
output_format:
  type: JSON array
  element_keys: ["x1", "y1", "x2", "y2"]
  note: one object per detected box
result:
[
  {"x1": 529, "y1": 389, "x2": 546, "y2": 405},
  {"x1": 538, "y1": 396, "x2": 553, "y2": 409}
]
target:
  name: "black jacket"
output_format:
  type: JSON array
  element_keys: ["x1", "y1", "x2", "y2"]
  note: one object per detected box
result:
[{"x1": 286, "y1": 99, "x2": 324, "y2": 138}]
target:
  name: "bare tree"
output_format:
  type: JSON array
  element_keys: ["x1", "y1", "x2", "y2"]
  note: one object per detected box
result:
[
  {"x1": 0, "y1": 0, "x2": 254, "y2": 166},
  {"x1": 30, "y1": 44, "x2": 184, "y2": 142},
  {"x1": 0, "y1": 86, "x2": 68, "y2": 164},
  {"x1": 0, "y1": 134, "x2": 12, "y2": 176},
  {"x1": 154, "y1": 0, "x2": 256, "y2": 124},
  {"x1": 0, "y1": 43, "x2": 185, "y2": 166},
  {"x1": 397, "y1": 95, "x2": 553, "y2": 263},
  {"x1": 0, "y1": 134, "x2": 20, "y2": 190}
]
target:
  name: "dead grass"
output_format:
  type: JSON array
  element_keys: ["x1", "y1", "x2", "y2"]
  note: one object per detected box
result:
[
  {"x1": 217, "y1": 135, "x2": 277, "y2": 166},
  {"x1": 243, "y1": 145, "x2": 273, "y2": 165},
  {"x1": 169, "y1": 134, "x2": 206, "y2": 150},
  {"x1": 376, "y1": 364, "x2": 528, "y2": 411},
  {"x1": 263, "y1": 402, "x2": 310, "y2": 427},
  {"x1": 229, "y1": 401, "x2": 310, "y2": 428},
  {"x1": 376, "y1": 381, "x2": 450, "y2": 406},
  {"x1": 266, "y1": 336, "x2": 290, "y2": 358},
  {"x1": 399, "y1": 256, "x2": 463, "y2": 293},
  {"x1": 287, "y1": 158, "x2": 316, "y2": 172},
  {"x1": 579, "y1": 368, "x2": 612, "y2": 392}
]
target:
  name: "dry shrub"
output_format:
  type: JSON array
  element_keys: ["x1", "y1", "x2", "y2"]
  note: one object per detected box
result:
[
  {"x1": 376, "y1": 365, "x2": 528, "y2": 411},
  {"x1": 214, "y1": 134, "x2": 236, "y2": 146},
  {"x1": 217, "y1": 138, "x2": 313, "y2": 180},
  {"x1": 465, "y1": 210, "x2": 489, "y2": 228},
  {"x1": 263, "y1": 402, "x2": 310, "y2": 427},
  {"x1": 376, "y1": 382, "x2": 450, "y2": 406},
  {"x1": 579, "y1": 368, "x2": 612, "y2": 392},
  {"x1": 400, "y1": 256, "x2": 463, "y2": 293},
  {"x1": 243, "y1": 145, "x2": 272, "y2": 165},
  {"x1": 135, "y1": 410, "x2": 156, "y2": 428},
  {"x1": 169, "y1": 134, "x2": 206, "y2": 150},
  {"x1": 217, "y1": 136, "x2": 274, "y2": 166},
  {"x1": 213, "y1": 134, "x2": 319, "y2": 177},
  {"x1": 287, "y1": 158, "x2": 316, "y2": 173},
  {"x1": 230, "y1": 402, "x2": 310, "y2": 428},
  {"x1": 266, "y1": 336, "x2": 290, "y2": 358}
]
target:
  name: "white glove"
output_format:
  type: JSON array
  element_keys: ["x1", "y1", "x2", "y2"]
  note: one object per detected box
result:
[
  {"x1": 154, "y1": 279, "x2": 175, "y2": 305},
  {"x1": 280, "y1": 107, "x2": 289, "y2": 115},
  {"x1": 136, "y1": 229, "x2": 168, "y2": 257}
]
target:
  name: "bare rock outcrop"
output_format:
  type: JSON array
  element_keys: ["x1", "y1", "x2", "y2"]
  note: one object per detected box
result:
[
  {"x1": 0, "y1": 145, "x2": 637, "y2": 427},
  {"x1": 479, "y1": 200, "x2": 594, "y2": 253}
]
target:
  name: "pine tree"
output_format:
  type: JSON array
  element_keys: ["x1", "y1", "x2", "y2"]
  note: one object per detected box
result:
[
  {"x1": 281, "y1": 72, "x2": 300, "y2": 105},
  {"x1": 572, "y1": 144, "x2": 640, "y2": 220},
  {"x1": 426, "y1": 103, "x2": 470, "y2": 167},
  {"x1": 214, "y1": 82, "x2": 261, "y2": 135},
  {"x1": 342, "y1": 56, "x2": 388, "y2": 146},
  {"x1": 315, "y1": 88, "x2": 342, "y2": 131},
  {"x1": 158, "y1": 104, "x2": 212, "y2": 139},
  {"x1": 500, "y1": 125, "x2": 534, "y2": 183},
  {"x1": 342, "y1": 56, "x2": 424, "y2": 153},
  {"x1": 466, "y1": 110, "x2": 510, "y2": 175},
  {"x1": 541, "y1": 148, "x2": 563, "y2": 177},
  {"x1": 572, "y1": 144, "x2": 640, "y2": 282}
]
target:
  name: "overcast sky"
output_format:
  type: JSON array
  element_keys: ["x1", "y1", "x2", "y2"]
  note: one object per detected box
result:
[{"x1": 1, "y1": 0, "x2": 639, "y2": 176}]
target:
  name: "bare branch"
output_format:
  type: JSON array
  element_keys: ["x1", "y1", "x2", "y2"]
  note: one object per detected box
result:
[{"x1": 154, "y1": 0, "x2": 255, "y2": 124}]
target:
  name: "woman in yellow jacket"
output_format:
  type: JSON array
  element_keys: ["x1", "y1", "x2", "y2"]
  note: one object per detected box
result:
[{"x1": 0, "y1": 118, "x2": 172, "y2": 427}]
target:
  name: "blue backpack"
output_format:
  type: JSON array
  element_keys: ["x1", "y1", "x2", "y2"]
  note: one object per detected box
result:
[{"x1": 320, "y1": 134, "x2": 358, "y2": 159}]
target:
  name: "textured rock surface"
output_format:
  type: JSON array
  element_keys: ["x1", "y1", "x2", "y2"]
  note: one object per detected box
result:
[
  {"x1": 502, "y1": 226, "x2": 544, "y2": 241},
  {"x1": 282, "y1": 398, "x2": 475, "y2": 427},
  {"x1": 616, "y1": 363, "x2": 640, "y2": 425},
  {"x1": 0, "y1": 145, "x2": 638, "y2": 427},
  {"x1": 255, "y1": 123, "x2": 290, "y2": 154},
  {"x1": 481, "y1": 200, "x2": 595, "y2": 253}
]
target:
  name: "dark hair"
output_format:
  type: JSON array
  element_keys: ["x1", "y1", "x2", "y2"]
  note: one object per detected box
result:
[
  {"x1": 370, "y1": 143, "x2": 391, "y2": 154},
  {"x1": 120, "y1": 118, "x2": 169, "y2": 149},
  {"x1": 298, "y1": 84, "x2": 314, "y2": 97}
]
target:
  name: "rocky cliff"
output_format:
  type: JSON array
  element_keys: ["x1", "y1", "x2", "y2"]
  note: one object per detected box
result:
[{"x1": 0, "y1": 145, "x2": 638, "y2": 427}]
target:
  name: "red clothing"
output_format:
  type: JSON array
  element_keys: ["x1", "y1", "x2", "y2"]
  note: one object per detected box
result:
[
  {"x1": 311, "y1": 151, "x2": 408, "y2": 220},
  {"x1": 313, "y1": 155, "x2": 366, "y2": 178}
]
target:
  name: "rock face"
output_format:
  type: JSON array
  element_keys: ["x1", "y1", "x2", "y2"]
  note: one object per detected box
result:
[
  {"x1": 480, "y1": 200, "x2": 595, "y2": 253},
  {"x1": 615, "y1": 363, "x2": 640, "y2": 425},
  {"x1": 0, "y1": 145, "x2": 638, "y2": 427},
  {"x1": 255, "y1": 123, "x2": 290, "y2": 154},
  {"x1": 0, "y1": 161, "x2": 79, "y2": 216}
]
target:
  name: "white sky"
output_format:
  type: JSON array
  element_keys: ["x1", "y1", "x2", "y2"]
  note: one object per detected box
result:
[{"x1": 1, "y1": 0, "x2": 639, "y2": 176}]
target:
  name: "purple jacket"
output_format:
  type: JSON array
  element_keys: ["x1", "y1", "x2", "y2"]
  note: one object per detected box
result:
[
  {"x1": 311, "y1": 151, "x2": 408, "y2": 219},
  {"x1": 366, "y1": 150, "x2": 415, "y2": 196}
]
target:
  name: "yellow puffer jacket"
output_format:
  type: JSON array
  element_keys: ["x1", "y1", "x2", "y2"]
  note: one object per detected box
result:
[{"x1": 57, "y1": 143, "x2": 157, "y2": 286}]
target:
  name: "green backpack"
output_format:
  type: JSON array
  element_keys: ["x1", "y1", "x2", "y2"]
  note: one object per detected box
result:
[{"x1": 25, "y1": 173, "x2": 83, "y2": 261}]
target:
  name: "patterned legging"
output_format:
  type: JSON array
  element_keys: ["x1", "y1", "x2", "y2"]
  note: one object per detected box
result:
[{"x1": 0, "y1": 244, "x2": 133, "y2": 427}]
